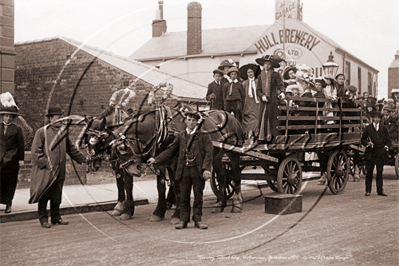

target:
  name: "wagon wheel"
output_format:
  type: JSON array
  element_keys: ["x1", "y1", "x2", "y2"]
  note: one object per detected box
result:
[
  {"x1": 210, "y1": 163, "x2": 235, "y2": 199},
  {"x1": 395, "y1": 151, "x2": 399, "y2": 179},
  {"x1": 277, "y1": 156, "x2": 302, "y2": 194},
  {"x1": 327, "y1": 149, "x2": 349, "y2": 194},
  {"x1": 262, "y1": 165, "x2": 278, "y2": 192},
  {"x1": 349, "y1": 155, "x2": 355, "y2": 177}
]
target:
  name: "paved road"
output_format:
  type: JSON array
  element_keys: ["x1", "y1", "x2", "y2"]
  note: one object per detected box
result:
[{"x1": 1, "y1": 167, "x2": 397, "y2": 266}]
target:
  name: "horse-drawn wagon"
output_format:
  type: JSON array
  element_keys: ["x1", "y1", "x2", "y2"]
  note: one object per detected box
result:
[{"x1": 210, "y1": 96, "x2": 367, "y2": 198}]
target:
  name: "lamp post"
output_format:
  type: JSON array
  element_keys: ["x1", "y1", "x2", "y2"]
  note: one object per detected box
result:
[{"x1": 322, "y1": 51, "x2": 339, "y2": 79}]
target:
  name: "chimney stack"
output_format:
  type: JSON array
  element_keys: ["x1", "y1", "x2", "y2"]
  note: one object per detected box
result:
[
  {"x1": 152, "y1": 1, "x2": 167, "y2": 37},
  {"x1": 187, "y1": 2, "x2": 202, "y2": 55}
]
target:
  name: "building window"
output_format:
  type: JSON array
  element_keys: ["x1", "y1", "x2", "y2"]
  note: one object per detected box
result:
[
  {"x1": 358, "y1": 67, "x2": 361, "y2": 94},
  {"x1": 368, "y1": 72, "x2": 372, "y2": 95},
  {"x1": 345, "y1": 61, "x2": 351, "y2": 86}
]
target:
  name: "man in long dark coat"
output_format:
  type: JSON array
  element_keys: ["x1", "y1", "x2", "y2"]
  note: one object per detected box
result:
[
  {"x1": 147, "y1": 111, "x2": 213, "y2": 230},
  {"x1": 255, "y1": 55, "x2": 285, "y2": 142},
  {"x1": 0, "y1": 104, "x2": 24, "y2": 213},
  {"x1": 29, "y1": 107, "x2": 86, "y2": 228},
  {"x1": 361, "y1": 111, "x2": 391, "y2": 197}
]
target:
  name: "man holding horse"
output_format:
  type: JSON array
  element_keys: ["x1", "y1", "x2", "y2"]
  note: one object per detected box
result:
[{"x1": 147, "y1": 111, "x2": 213, "y2": 229}]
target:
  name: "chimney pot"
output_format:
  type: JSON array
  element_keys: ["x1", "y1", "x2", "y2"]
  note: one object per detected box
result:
[{"x1": 152, "y1": 1, "x2": 167, "y2": 37}]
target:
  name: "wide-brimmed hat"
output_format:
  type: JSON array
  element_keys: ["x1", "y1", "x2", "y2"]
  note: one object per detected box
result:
[
  {"x1": 283, "y1": 67, "x2": 298, "y2": 80},
  {"x1": 227, "y1": 67, "x2": 240, "y2": 76},
  {"x1": 238, "y1": 64, "x2": 261, "y2": 80},
  {"x1": 0, "y1": 106, "x2": 19, "y2": 116},
  {"x1": 346, "y1": 85, "x2": 357, "y2": 93},
  {"x1": 391, "y1": 88, "x2": 399, "y2": 94},
  {"x1": 46, "y1": 106, "x2": 63, "y2": 117},
  {"x1": 366, "y1": 102, "x2": 375, "y2": 108},
  {"x1": 184, "y1": 110, "x2": 201, "y2": 120},
  {"x1": 212, "y1": 69, "x2": 224, "y2": 76},
  {"x1": 218, "y1": 59, "x2": 235, "y2": 70},
  {"x1": 255, "y1": 55, "x2": 282, "y2": 68},
  {"x1": 314, "y1": 77, "x2": 326, "y2": 88}
]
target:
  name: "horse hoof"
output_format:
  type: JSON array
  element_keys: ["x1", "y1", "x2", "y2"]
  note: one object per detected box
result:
[
  {"x1": 212, "y1": 202, "x2": 224, "y2": 213},
  {"x1": 150, "y1": 215, "x2": 164, "y2": 222},
  {"x1": 170, "y1": 217, "x2": 180, "y2": 225},
  {"x1": 110, "y1": 209, "x2": 123, "y2": 216},
  {"x1": 120, "y1": 214, "x2": 132, "y2": 220}
]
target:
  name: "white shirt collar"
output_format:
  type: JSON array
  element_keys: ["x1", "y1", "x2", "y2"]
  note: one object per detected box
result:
[{"x1": 186, "y1": 127, "x2": 197, "y2": 135}]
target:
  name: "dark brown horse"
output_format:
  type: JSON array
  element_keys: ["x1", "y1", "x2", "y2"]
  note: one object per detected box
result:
[{"x1": 80, "y1": 103, "x2": 244, "y2": 221}]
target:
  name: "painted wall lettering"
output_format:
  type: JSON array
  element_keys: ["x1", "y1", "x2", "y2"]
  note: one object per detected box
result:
[{"x1": 255, "y1": 28, "x2": 321, "y2": 54}]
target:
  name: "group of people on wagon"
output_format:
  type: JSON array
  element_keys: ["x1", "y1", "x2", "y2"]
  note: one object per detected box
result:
[{"x1": 205, "y1": 54, "x2": 383, "y2": 145}]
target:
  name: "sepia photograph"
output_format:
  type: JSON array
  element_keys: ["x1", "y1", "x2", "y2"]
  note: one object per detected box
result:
[{"x1": 1, "y1": 0, "x2": 398, "y2": 265}]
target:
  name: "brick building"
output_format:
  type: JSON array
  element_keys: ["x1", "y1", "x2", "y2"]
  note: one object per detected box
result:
[
  {"x1": 0, "y1": 0, "x2": 15, "y2": 94},
  {"x1": 14, "y1": 37, "x2": 207, "y2": 187}
]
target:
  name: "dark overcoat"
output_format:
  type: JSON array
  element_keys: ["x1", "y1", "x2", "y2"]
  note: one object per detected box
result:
[
  {"x1": 155, "y1": 129, "x2": 213, "y2": 180},
  {"x1": 206, "y1": 81, "x2": 224, "y2": 110},
  {"x1": 361, "y1": 123, "x2": 391, "y2": 163},
  {"x1": 29, "y1": 124, "x2": 85, "y2": 203},
  {"x1": 0, "y1": 123, "x2": 24, "y2": 205},
  {"x1": 0, "y1": 123, "x2": 24, "y2": 170},
  {"x1": 256, "y1": 70, "x2": 285, "y2": 140}
]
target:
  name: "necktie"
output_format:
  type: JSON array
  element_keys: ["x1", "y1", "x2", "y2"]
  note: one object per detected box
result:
[
  {"x1": 374, "y1": 123, "x2": 379, "y2": 131},
  {"x1": 3, "y1": 124, "x2": 9, "y2": 135}
]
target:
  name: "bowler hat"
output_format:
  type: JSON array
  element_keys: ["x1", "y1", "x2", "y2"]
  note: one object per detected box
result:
[
  {"x1": 347, "y1": 85, "x2": 357, "y2": 93},
  {"x1": 0, "y1": 106, "x2": 19, "y2": 116},
  {"x1": 184, "y1": 110, "x2": 201, "y2": 120},
  {"x1": 283, "y1": 67, "x2": 298, "y2": 80},
  {"x1": 238, "y1": 64, "x2": 261, "y2": 80},
  {"x1": 46, "y1": 106, "x2": 63, "y2": 117},
  {"x1": 255, "y1": 55, "x2": 282, "y2": 69},
  {"x1": 212, "y1": 69, "x2": 224, "y2": 76},
  {"x1": 218, "y1": 59, "x2": 235, "y2": 70}
]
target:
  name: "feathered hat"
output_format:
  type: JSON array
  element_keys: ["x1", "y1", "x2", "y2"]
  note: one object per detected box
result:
[{"x1": 0, "y1": 92, "x2": 20, "y2": 116}]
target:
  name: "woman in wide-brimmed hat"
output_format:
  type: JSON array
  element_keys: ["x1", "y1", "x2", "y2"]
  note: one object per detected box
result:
[
  {"x1": 255, "y1": 55, "x2": 285, "y2": 143},
  {"x1": 0, "y1": 92, "x2": 24, "y2": 214},
  {"x1": 283, "y1": 66, "x2": 298, "y2": 88},
  {"x1": 239, "y1": 64, "x2": 261, "y2": 144}
]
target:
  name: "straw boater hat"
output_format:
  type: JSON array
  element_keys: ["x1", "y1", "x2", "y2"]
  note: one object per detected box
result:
[
  {"x1": 283, "y1": 66, "x2": 298, "y2": 80},
  {"x1": 227, "y1": 67, "x2": 240, "y2": 76},
  {"x1": 383, "y1": 105, "x2": 395, "y2": 113},
  {"x1": 255, "y1": 55, "x2": 282, "y2": 68},
  {"x1": 218, "y1": 59, "x2": 235, "y2": 70},
  {"x1": 46, "y1": 106, "x2": 63, "y2": 117},
  {"x1": 212, "y1": 69, "x2": 224, "y2": 76},
  {"x1": 238, "y1": 64, "x2": 261, "y2": 80},
  {"x1": 0, "y1": 92, "x2": 20, "y2": 116}
]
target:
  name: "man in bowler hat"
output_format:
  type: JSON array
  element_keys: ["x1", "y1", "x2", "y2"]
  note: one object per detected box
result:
[
  {"x1": 361, "y1": 111, "x2": 391, "y2": 197},
  {"x1": 147, "y1": 111, "x2": 213, "y2": 229},
  {"x1": 29, "y1": 107, "x2": 87, "y2": 228}
]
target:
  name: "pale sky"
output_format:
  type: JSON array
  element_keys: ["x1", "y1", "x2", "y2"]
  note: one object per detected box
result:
[{"x1": 16, "y1": 0, "x2": 399, "y2": 99}]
